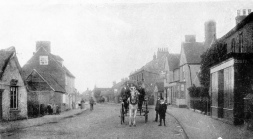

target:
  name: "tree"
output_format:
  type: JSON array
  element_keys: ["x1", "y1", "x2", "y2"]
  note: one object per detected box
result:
[{"x1": 199, "y1": 41, "x2": 227, "y2": 89}]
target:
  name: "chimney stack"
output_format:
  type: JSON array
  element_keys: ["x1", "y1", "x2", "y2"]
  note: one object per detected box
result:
[
  {"x1": 235, "y1": 9, "x2": 251, "y2": 25},
  {"x1": 36, "y1": 41, "x2": 51, "y2": 53},
  {"x1": 204, "y1": 20, "x2": 216, "y2": 49}
]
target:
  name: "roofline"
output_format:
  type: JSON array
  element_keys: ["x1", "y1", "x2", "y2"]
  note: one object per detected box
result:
[
  {"x1": 0, "y1": 50, "x2": 15, "y2": 80},
  {"x1": 220, "y1": 12, "x2": 253, "y2": 41},
  {"x1": 29, "y1": 69, "x2": 56, "y2": 92},
  {"x1": 179, "y1": 63, "x2": 201, "y2": 67}
]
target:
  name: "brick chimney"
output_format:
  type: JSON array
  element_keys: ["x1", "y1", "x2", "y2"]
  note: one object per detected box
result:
[
  {"x1": 36, "y1": 41, "x2": 51, "y2": 53},
  {"x1": 235, "y1": 9, "x2": 251, "y2": 25}
]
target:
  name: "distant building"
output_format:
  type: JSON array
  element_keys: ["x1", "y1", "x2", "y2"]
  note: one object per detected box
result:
[
  {"x1": 179, "y1": 35, "x2": 205, "y2": 107},
  {"x1": 22, "y1": 41, "x2": 76, "y2": 111},
  {"x1": 0, "y1": 47, "x2": 27, "y2": 120},
  {"x1": 210, "y1": 10, "x2": 253, "y2": 125},
  {"x1": 129, "y1": 48, "x2": 168, "y2": 104},
  {"x1": 93, "y1": 86, "x2": 111, "y2": 102},
  {"x1": 164, "y1": 53, "x2": 180, "y2": 106}
]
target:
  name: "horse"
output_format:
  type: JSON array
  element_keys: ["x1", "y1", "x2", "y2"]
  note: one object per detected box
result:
[{"x1": 128, "y1": 86, "x2": 140, "y2": 127}]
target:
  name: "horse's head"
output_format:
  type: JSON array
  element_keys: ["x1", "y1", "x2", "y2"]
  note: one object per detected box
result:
[{"x1": 130, "y1": 87, "x2": 139, "y2": 99}]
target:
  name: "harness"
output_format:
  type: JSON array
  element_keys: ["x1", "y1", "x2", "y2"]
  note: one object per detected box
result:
[{"x1": 129, "y1": 94, "x2": 138, "y2": 105}]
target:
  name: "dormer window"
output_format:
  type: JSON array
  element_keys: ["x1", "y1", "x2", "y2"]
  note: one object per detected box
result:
[{"x1": 40, "y1": 56, "x2": 48, "y2": 65}]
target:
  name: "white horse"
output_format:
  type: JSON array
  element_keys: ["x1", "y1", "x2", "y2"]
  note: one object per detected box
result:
[{"x1": 128, "y1": 87, "x2": 140, "y2": 127}]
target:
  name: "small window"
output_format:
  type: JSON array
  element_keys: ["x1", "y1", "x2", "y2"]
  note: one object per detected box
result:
[
  {"x1": 10, "y1": 86, "x2": 18, "y2": 109},
  {"x1": 40, "y1": 56, "x2": 48, "y2": 65}
]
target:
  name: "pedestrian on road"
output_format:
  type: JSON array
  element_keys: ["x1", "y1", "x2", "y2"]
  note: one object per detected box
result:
[
  {"x1": 154, "y1": 96, "x2": 160, "y2": 122},
  {"x1": 158, "y1": 98, "x2": 167, "y2": 126},
  {"x1": 89, "y1": 97, "x2": 95, "y2": 111}
]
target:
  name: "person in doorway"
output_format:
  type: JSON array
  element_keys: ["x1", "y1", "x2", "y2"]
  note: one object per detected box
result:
[
  {"x1": 89, "y1": 97, "x2": 95, "y2": 111},
  {"x1": 158, "y1": 98, "x2": 167, "y2": 126},
  {"x1": 154, "y1": 96, "x2": 160, "y2": 122}
]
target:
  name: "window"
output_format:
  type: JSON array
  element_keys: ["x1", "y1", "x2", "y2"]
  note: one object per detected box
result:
[
  {"x1": 182, "y1": 66, "x2": 185, "y2": 80},
  {"x1": 231, "y1": 38, "x2": 236, "y2": 53},
  {"x1": 40, "y1": 56, "x2": 48, "y2": 65},
  {"x1": 10, "y1": 86, "x2": 18, "y2": 109}
]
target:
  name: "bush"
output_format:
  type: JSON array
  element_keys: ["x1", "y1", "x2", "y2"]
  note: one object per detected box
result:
[
  {"x1": 28, "y1": 101, "x2": 39, "y2": 118},
  {"x1": 40, "y1": 104, "x2": 47, "y2": 116}
]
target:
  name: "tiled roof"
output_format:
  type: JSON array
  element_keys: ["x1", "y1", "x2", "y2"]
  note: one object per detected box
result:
[
  {"x1": 51, "y1": 54, "x2": 63, "y2": 61},
  {"x1": 220, "y1": 12, "x2": 253, "y2": 41},
  {"x1": 0, "y1": 47, "x2": 15, "y2": 79},
  {"x1": 50, "y1": 53, "x2": 75, "y2": 78},
  {"x1": 26, "y1": 69, "x2": 66, "y2": 93},
  {"x1": 39, "y1": 72, "x2": 66, "y2": 93},
  {"x1": 167, "y1": 54, "x2": 180, "y2": 71},
  {"x1": 182, "y1": 42, "x2": 205, "y2": 64}
]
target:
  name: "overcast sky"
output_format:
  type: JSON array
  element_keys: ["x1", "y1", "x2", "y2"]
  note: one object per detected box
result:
[{"x1": 0, "y1": 0, "x2": 252, "y2": 92}]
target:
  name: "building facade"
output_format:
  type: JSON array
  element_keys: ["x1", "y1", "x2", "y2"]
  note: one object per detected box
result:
[
  {"x1": 129, "y1": 48, "x2": 168, "y2": 104},
  {"x1": 22, "y1": 41, "x2": 75, "y2": 111},
  {"x1": 210, "y1": 10, "x2": 253, "y2": 125},
  {"x1": 164, "y1": 54, "x2": 180, "y2": 106},
  {"x1": 0, "y1": 47, "x2": 27, "y2": 121},
  {"x1": 179, "y1": 35, "x2": 205, "y2": 108}
]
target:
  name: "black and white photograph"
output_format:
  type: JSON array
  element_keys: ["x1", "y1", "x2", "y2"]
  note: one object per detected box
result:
[{"x1": 0, "y1": 0, "x2": 253, "y2": 138}]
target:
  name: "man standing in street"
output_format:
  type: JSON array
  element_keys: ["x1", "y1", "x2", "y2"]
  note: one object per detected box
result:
[
  {"x1": 154, "y1": 96, "x2": 160, "y2": 122},
  {"x1": 89, "y1": 97, "x2": 95, "y2": 111}
]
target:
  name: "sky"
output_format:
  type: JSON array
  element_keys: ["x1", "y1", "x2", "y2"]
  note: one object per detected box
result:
[{"x1": 0, "y1": 0, "x2": 252, "y2": 92}]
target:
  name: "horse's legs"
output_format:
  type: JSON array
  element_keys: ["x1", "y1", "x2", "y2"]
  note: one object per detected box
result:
[
  {"x1": 129, "y1": 107, "x2": 132, "y2": 126},
  {"x1": 133, "y1": 108, "x2": 137, "y2": 126}
]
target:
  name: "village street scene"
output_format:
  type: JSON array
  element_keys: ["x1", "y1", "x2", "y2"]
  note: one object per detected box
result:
[{"x1": 1, "y1": 0, "x2": 253, "y2": 139}]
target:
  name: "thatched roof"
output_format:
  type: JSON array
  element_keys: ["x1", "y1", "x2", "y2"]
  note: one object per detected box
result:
[{"x1": 0, "y1": 47, "x2": 16, "y2": 80}]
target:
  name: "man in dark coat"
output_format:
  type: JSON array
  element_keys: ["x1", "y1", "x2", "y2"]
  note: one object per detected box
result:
[
  {"x1": 120, "y1": 83, "x2": 130, "y2": 112},
  {"x1": 154, "y1": 96, "x2": 160, "y2": 122},
  {"x1": 158, "y1": 98, "x2": 167, "y2": 126},
  {"x1": 137, "y1": 84, "x2": 146, "y2": 110}
]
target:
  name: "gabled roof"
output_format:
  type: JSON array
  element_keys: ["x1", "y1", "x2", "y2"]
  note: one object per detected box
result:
[
  {"x1": 0, "y1": 47, "x2": 19, "y2": 80},
  {"x1": 131, "y1": 54, "x2": 167, "y2": 76},
  {"x1": 167, "y1": 54, "x2": 180, "y2": 71},
  {"x1": 182, "y1": 42, "x2": 205, "y2": 64},
  {"x1": 26, "y1": 69, "x2": 66, "y2": 93},
  {"x1": 220, "y1": 12, "x2": 253, "y2": 41}
]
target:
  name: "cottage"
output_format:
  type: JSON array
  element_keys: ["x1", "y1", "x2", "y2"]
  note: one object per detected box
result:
[
  {"x1": 179, "y1": 35, "x2": 205, "y2": 108},
  {"x1": 26, "y1": 69, "x2": 65, "y2": 113},
  {"x1": 164, "y1": 54, "x2": 180, "y2": 106},
  {"x1": 0, "y1": 47, "x2": 27, "y2": 120},
  {"x1": 22, "y1": 41, "x2": 76, "y2": 111}
]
